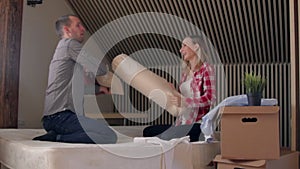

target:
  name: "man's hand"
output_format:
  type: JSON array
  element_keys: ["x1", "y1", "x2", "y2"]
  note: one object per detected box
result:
[{"x1": 99, "y1": 86, "x2": 110, "y2": 94}]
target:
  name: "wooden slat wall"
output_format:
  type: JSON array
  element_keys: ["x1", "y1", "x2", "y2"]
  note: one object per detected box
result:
[
  {"x1": 67, "y1": 0, "x2": 290, "y2": 64},
  {"x1": 0, "y1": 0, "x2": 23, "y2": 128}
]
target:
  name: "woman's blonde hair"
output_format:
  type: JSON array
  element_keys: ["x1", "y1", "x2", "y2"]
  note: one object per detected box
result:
[{"x1": 182, "y1": 34, "x2": 210, "y2": 72}]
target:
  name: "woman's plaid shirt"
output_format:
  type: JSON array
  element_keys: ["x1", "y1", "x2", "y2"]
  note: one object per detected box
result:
[{"x1": 176, "y1": 62, "x2": 216, "y2": 125}]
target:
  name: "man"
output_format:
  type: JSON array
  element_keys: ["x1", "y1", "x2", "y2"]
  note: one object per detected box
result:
[{"x1": 33, "y1": 14, "x2": 117, "y2": 144}]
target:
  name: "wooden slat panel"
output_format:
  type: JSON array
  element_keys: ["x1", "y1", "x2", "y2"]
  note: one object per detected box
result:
[
  {"x1": 230, "y1": 0, "x2": 244, "y2": 63},
  {"x1": 263, "y1": 0, "x2": 271, "y2": 63},
  {"x1": 66, "y1": 0, "x2": 290, "y2": 64}
]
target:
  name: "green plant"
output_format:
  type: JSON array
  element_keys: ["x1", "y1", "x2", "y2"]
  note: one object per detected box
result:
[{"x1": 243, "y1": 71, "x2": 266, "y2": 94}]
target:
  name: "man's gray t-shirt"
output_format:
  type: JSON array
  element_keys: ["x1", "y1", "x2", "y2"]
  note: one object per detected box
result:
[{"x1": 43, "y1": 38, "x2": 106, "y2": 116}]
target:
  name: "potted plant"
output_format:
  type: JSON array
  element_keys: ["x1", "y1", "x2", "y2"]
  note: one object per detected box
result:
[{"x1": 243, "y1": 71, "x2": 266, "y2": 106}]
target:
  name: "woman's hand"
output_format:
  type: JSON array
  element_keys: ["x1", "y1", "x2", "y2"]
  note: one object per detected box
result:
[
  {"x1": 168, "y1": 82, "x2": 176, "y2": 90},
  {"x1": 169, "y1": 93, "x2": 185, "y2": 108}
]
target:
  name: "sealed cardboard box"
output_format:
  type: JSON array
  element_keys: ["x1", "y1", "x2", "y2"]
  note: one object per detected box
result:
[
  {"x1": 220, "y1": 106, "x2": 280, "y2": 160},
  {"x1": 191, "y1": 141, "x2": 220, "y2": 169},
  {"x1": 214, "y1": 150, "x2": 299, "y2": 169}
]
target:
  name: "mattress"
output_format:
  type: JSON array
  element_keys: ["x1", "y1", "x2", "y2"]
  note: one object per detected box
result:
[{"x1": 0, "y1": 127, "x2": 193, "y2": 169}]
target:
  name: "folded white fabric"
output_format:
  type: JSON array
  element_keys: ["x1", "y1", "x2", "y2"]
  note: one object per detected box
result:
[{"x1": 133, "y1": 136, "x2": 192, "y2": 169}]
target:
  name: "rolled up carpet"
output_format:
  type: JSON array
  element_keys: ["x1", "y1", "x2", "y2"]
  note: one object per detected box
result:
[{"x1": 112, "y1": 54, "x2": 181, "y2": 116}]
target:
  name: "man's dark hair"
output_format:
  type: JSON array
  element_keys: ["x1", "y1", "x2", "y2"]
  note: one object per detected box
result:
[{"x1": 55, "y1": 14, "x2": 78, "y2": 37}]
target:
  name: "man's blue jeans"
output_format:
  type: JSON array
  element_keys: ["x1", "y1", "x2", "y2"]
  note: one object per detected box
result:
[{"x1": 42, "y1": 110, "x2": 117, "y2": 144}]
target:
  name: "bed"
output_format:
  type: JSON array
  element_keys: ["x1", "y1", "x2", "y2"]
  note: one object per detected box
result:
[{"x1": 0, "y1": 126, "x2": 219, "y2": 169}]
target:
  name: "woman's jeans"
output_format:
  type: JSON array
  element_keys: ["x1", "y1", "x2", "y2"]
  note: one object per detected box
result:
[
  {"x1": 143, "y1": 123, "x2": 201, "y2": 142},
  {"x1": 42, "y1": 110, "x2": 117, "y2": 144}
]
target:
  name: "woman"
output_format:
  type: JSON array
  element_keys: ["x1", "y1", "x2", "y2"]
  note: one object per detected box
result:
[{"x1": 143, "y1": 35, "x2": 216, "y2": 142}]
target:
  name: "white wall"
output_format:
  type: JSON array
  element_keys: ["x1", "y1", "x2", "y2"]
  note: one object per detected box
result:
[{"x1": 18, "y1": 0, "x2": 73, "y2": 128}]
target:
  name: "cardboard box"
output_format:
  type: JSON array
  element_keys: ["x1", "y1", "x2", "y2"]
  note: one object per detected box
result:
[
  {"x1": 220, "y1": 106, "x2": 280, "y2": 160},
  {"x1": 191, "y1": 141, "x2": 220, "y2": 169},
  {"x1": 214, "y1": 150, "x2": 299, "y2": 169}
]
